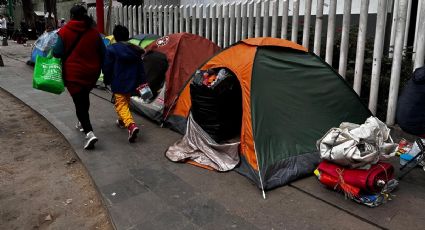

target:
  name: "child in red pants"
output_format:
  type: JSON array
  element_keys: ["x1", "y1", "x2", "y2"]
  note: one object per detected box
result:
[{"x1": 103, "y1": 25, "x2": 146, "y2": 142}]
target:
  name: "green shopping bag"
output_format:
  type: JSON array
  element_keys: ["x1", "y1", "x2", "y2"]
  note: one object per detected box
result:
[{"x1": 33, "y1": 55, "x2": 65, "y2": 94}]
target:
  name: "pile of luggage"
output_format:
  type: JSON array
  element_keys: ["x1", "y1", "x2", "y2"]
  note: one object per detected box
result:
[{"x1": 315, "y1": 117, "x2": 399, "y2": 207}]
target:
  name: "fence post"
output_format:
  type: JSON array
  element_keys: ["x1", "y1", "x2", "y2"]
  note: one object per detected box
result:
[
  {"x1": 291, "y1": 0, "x2": 300, "y2": 43},
  {"x1": 185, "y1": 5, "x2": 190, "y2": 32},
  {"x1": 338, "y1": 0, "x2": 352, "y2": 78},
  {"x1": 129, "y1": 6, "x2": 133, "y2": 37},
  {"x1": 229, "y1": 3, "x2": 235, "y2": 45},
  {"x1": 164, "y1": 5, "x2": 169, "y2": 35},
  {"x1": 179, "y1": 6, "x2": 184, "y2": 32},
  {"x1": 255, "y1": 1, "x2": 261, "y2": 38},
  {"x1": 114, "y1": 6, "x2": 119, "y2": 27},
  {"x1": 369, "y1": 0, "x2": 389, "y2": 115},
  {"x1": 153, "y1": 6, "x2": 158, "y2": 35},
  {"x1": 119, "y1": 6, "x2": 123, "y2": 25},
  {"x1": 168, "y1": 5, "x2": 173, "y2": 34},
  {"x1": 263, "y1": 0, "x2": 270, "y2": 37},
  {"x1": 412, "y1": 0, "x2": 422, "y2": 61},
  {"x1": 191, "y1": 5, "x2": 197, "y2": 34},
  {"x1": 199, "y1": 5, "x2": 204, "y2": 37},
  {"x1": 353, "y1": 0, "x2": 370, "y2": 95},
  {"x1": 206, "y1": 4, "x2": 211, "y2": 40},
  {"x1": 174, "y1": 6, "x2": 179, "y2": 33},
  {"x1": 113, "y1": 6, "x2": 118, "y2": 32},
  {"x1": 212, "y1": 4, "x2": 217, "y2": 43},
  {"x1": 143, "y1": 6, "x2": 147, "y2": 34},
  {"x1": 123, "y1": 6, "x2": 128, "y2": 27},
  {"x1": 271, "y1": 0, "x2": 278, "y2": 38},
  {"x1": 387, "y1": 0, "x2": 409, "y2": 125},
  {"x1": 414, "y1": 0, "x2": 425, "y2": 69},
  {"x1": 138, "y1": 6, "x2": 142, "y2": 35},
  {"x1": 159, "y1": 6, "x2": 164, "y2": 36},
  {"x1": 236, "y1": 2, "x2": 242, "y2": 41},
  {"x1": 241, "y1": 1, "x2": 248, "y2": 40},
  {"x1": 247, "y1": 1, "x2": 254, "y2": 38},
  {"x1": 127, "y1": 6, "x2": 131, "y2": 29},
  {"x1": 104, "y1": 6, "x2": 109, "y2": 34},
  {"x1": 325, "y1": 0, "x2": 337, "y2": 65},
  {"x1": 224, "y1": 4, "x2": 230, "y2": 47},
  {"x1": 403, "y1": 0, "x2": 412, "y2": 55},
  {"x1": 218, "y1": 4, "x2": 223, "y2": 47},
  {"x1": 389, "y1": 0, "x2": 399, "y2": 58},
  {"x1": 281, "y1": 0, "x2": 289, "y2": 39},
  {"x1": 132, "y1": 6, "x2": 137, "y2": 36},
  {"x1": 148, "y1": 6, "x2": 153, "y2": 34},
  {"x1": 313, "y1": 0, "x2": 324, "y2": 55},
  {"x1": 302, "y1": 0, "x2": 312, "y2": 48}
]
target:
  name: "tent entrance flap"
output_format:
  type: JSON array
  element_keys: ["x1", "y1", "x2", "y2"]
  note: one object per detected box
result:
[
  {"x1": 129, "y1": 50, "x2": 169, "y2": 123},
  {"x1": 143, "y1": 51, "x2": 168, "y2": 99},
  {"x1": 190, "y1": 68, "x2": 242, "y2": 143}
]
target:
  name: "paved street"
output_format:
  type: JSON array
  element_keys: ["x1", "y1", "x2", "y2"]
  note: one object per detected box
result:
[{"x1": 1, "y1": 42, "x2": 425, "y2": 230}]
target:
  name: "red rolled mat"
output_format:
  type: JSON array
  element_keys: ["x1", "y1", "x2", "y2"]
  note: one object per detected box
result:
[{"x1": 317, "y1": 160, "x2": 394, "y2": 193}]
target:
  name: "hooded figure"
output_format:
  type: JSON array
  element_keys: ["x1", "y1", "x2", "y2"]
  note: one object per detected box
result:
[
  {"x1": 53, "y1": 5, "x2": 105, "y2": 150},
  {"x1": 396, "y1": 66, "x2": 425, "y2": 137},
  {"x1": 103, "y1": 25, "x2": 146, "y2": 143}
]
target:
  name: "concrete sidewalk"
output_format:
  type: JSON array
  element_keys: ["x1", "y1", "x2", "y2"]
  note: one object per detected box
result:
[{"x1": 1, "y1": 42, "x2": 425, "y2": 230}]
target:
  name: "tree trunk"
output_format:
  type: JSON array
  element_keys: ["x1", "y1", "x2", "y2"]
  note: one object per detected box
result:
[
  {"x1": 22, "y1": 0, "x2": 35, "y2": 29},
  {"x1": 45, "y1": 0, "x2": 57, "y2": 28}
]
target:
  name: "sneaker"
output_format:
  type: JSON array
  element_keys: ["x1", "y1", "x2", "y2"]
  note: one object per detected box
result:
[
  {"x1": 128, "y1": 123, "x2": 139, "y2": 143},
  {"x1": 116, "y1": 119, "x2": 125, "y2": 129},
  {"x1": 84, "y1": 131, "x2": 98, "y2": 150},
  {"x1": 75, "y1": 122, "x2": 84, "y2": 132}
]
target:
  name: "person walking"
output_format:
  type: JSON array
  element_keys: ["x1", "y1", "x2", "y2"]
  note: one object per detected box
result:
[
  {"x1": 53, "y1": 5, "x2": 105, "y2": 149},
  {"x1": 103, "y1": 25, "x2": 146, "y2": 143},
  {"x1": 0, "y1": 15, "x2": 7, "y2": 38}
]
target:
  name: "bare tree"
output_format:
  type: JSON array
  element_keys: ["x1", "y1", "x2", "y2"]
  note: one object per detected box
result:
[{"x1": 22, "y1": 0, "x2": 35, "y2": 28}]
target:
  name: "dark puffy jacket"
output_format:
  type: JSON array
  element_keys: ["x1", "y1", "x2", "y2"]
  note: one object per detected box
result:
[
  {"x1": 396, "y1": 66, "x2": 425, "y2": 135},
  {"x1": 103, "y1": 42, "x2": 146, "y2": 94}
]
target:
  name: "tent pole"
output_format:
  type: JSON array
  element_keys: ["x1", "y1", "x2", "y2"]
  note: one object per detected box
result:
[{"x1": 253, "y1": 143, "x2": 266, "y2": 199}]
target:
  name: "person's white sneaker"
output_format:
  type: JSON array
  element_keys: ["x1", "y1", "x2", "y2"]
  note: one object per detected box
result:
[
  {"x1": 75, "y1": 121, "x2": 84, "y2": 132},
  {"x1": 84, "y1": 131, "x2": 98, "y2": 150}
]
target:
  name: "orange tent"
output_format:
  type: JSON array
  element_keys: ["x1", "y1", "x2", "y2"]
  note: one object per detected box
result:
[{"x1": 166, "y1": 37, "x2": 371, "y2": 192}]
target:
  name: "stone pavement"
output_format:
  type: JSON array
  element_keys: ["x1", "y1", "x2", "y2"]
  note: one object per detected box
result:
[{"x1": 1, "y1": 42, "x2": 425, "y2": 230}]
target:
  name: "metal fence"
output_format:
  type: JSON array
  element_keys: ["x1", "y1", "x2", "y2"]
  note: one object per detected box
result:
[{"x1": 89, "y1": 0, "x2": 425, "y2": 126}]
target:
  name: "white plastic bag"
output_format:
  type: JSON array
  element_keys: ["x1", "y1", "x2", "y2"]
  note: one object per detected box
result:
[{"x1": 317, "y1": 117, "x2": 397, "y2": 168}]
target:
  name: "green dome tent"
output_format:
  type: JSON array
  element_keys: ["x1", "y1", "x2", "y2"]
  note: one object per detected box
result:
[
  {"x1": 129, "y1": 34, "x2": 160, "y2": 48},
  {"x1": 165, "y1": 37, "x2": 372, "y2": 195}
]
